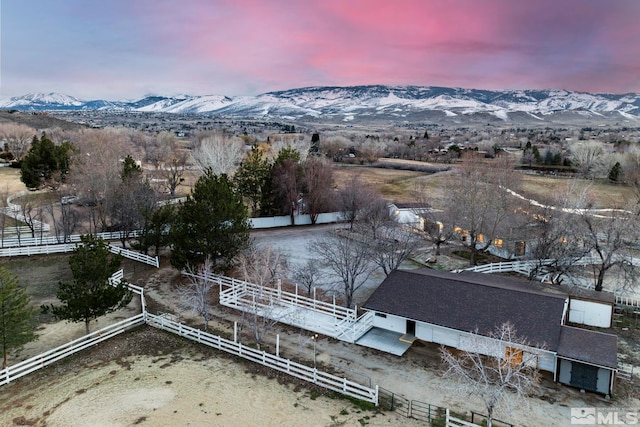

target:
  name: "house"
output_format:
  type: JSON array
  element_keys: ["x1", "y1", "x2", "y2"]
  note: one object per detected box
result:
[{"x1": 360, "y1": 268, "x2": 618, "y2": 395}]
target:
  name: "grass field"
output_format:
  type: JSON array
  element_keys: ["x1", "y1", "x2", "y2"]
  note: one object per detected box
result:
[
  {"x1": 0, "y1": 166, "x2": 26, "y2": 195},
  {"x1": 519, "y1": 173, "x2": 634, "y2": 208}
]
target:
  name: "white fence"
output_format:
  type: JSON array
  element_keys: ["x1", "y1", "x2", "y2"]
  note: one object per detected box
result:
[
  {"x1": 186, "y1": 272, "x2": 374, "y2": 343},
  {"x1": 0, "y1": 314, "x2": 145, "y2": 387},
  {"x1": 108, "y1": 245, "x2": 159, "y2": 268},
  {"x1": 446, "y1": 409, "x2": 481, "y2": 427},
  {"x1": 0, "y1": 230, "x2": 144, "y2": 248},
  {"x1": 249, "y1": 212, "x2": 343, "y2": 228},
  {"x1": 144, "y1": 312, "x2": 378, "y2": 405},
  {"x1": 0, "y1": 239, "x2": 159, "y2": 268},
  {"x1": 464, "y1": 257, "x2": 640, "y2": 308}
]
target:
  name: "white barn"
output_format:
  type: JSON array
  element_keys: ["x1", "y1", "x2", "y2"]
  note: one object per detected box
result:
[{"x1": 361, "y1": 269, "x2": 618, "y2": 396}]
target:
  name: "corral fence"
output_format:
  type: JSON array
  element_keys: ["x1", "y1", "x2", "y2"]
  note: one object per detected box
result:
[
  {"x1": 144, "y1": 312, "x2": 378, "y2": 405},
  {"x1": 0, "y1": 314, "x2": 145, "y2": 387},
  {"x1": 0, "y1": 230, "x2": 144, "y2": 248},
  {"x1": 378, "y1": 387, "x2": 446, "y2": 425},
  {"x1": 0, "y1": 238, "x2": 159, "y2": 268},
  {"x1": 470, "y1": 411, "x2": 514, "y2": 427},
  {"x1": 446, "y1": 409, "x2": 481, "y2": 427}
]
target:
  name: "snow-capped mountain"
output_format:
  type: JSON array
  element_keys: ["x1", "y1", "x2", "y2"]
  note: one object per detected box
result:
[
  {"x1": 0, "y1": 92, "x2": 85, "y2": 109},
  {"x1": 1, "y1": 86, "x2": 639, "y2": 124}
]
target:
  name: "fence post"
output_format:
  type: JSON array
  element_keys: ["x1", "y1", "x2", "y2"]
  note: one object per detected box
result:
[
  {"x1": 276, "y1": 334, "x2": 280, "y2": 357},
  {"x1": 446, "y1": 408, "x2": 450, "y2": 426},
  {"x1": 234, "y1": 321, "x2": 237, "y2": 342},
  {"x1": 374, "y1": 385, "x2": 379, "y2": 407}
]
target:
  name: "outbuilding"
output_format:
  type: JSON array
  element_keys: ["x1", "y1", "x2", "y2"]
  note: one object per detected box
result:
[{"x1": 360, "y1": 269, "x2": 618, "y2": 395}]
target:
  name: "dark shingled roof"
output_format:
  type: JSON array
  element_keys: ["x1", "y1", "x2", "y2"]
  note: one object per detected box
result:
[
  {"x1": 557, "y1": 326, "x2": 618, "y2": 369},
  {"x1": 362, "y1": 269, "x2": 567, "y2": 350}
]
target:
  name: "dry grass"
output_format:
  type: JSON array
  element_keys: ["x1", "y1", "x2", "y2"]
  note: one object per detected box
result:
[
  {"x1": 519, "y1": 173, "x2": 634, "y2": 208},
  {"x1": 0, "y1": 167, "x2": 27, "y2": 195},
  {"x1": 333, "y1": 164, "x2": 429, "y2": 203}
]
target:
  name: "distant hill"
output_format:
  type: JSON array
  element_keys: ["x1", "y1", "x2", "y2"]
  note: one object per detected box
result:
[
  {"x1": 0, "y1": 110, "x2": 88, "y2": 131},
  {"x1": 1, "y1": 86, "x2": 639, "y2": 125}
]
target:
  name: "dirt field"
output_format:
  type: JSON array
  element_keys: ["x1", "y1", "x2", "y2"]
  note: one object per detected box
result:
[{"x1": 1, "y1": 328, "x2": 426, "y2": 427}]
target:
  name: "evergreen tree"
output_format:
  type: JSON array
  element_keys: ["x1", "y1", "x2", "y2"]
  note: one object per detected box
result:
[
  {"x1": 170, "y1": 170, "x2": 250, "y2": 271},
  {"x1": 234, "y1": 146, "x2": 272, "y2": 217},
  {"x1": 0, "y1": 267, "x2": 37, "y2": 368},
  {"x1": 608, "y1": 161, "x2": 622, "y2": 182},
  {"x1": 42, "y1": 235, "x2": 132, "y2": 334},
  {"x1": 121, "y1": 154, "x2": 142, "y2": 180},
  {"x1": 532, "y1": 146, "x2": 542, "y2": 164},
  {"x1": 20, "y1": 133, "x2": 74, "y2": 189},
  {"x1": 135, "y1": 203, "x2": 175, "y2": 256}
]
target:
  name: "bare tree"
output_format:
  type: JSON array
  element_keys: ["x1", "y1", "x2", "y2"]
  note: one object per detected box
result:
[
  {"x1": 0, "y1": 186, "x2": 10, "y2": 244},
  {"x1": 0, "y1": 123, "x2": 36, "y2": 161},
  {"x1": 44, "y1": 191, "x2": 80, "y2": 243},
  {"x1": 301, "y1": 157, "x2": 335, "y2": 224},
  {"x1": 292, "y1": 259, "x2": 324, "y2": 297},
  {"x1": 337, "y1": 174, "x2": 377, "y2": 230},
  {"x1": 524, "y1": 186, "x2": 591, "y2": 285},
  {"x1": 570, "y1": 141, "x2": 606, "y2": 179},
  {"x1": 445, "y1": 153, "x2": 522, "y2": 266},
  {"x1": 272, "y1": 153, "x2": 302, "y2": 224},
  {"x1": 236, "y1": 243, "x2": 290, "y2": 348},
  {"x1": 180, "y1": 258, "x2": 214, "y2": 332},
  {"x1": 366, "y1": 222, "x2": 422, "y2": 276},
  {"x1": 357, "y1": 197, "x2": 392, "y2": 240},
  {"x1": 145, "y1": 131, "x2": 175, "y2": 170},
  {"x1": 66, "y1": 128, "x2": 133, "y2": 233},
  {"x1": 160, "y1": 150, "x2": 188, "y2": 198},
  {"x1": 191, "y1": 133, "x2": 245, "y2": 176},
  {"x1": 311, "y1": 233, "x2": 376, "y2": 308},
  {"x1": 17, "y1": 196, "x2": 44, "y2": 238},
  {"x1": 578, "y1": 203, "x2": 638, "y2": 291},
  {"x1": 411, "y1": 181, "x2": 455, "y2": 256},
  {"x1": 269, "y1": 135, "x2": 311, "y2": 162},
  {"x1": 237, "y1": 243, "x2": 289, "y2": 287},
  {"x1": 441, "y1": 323, "x2": 542, "y2": 427}
]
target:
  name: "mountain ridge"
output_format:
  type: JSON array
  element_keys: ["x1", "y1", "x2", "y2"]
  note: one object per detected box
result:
[{"x1": 1, "y1": 86, "x2": 639, "y2": 124}]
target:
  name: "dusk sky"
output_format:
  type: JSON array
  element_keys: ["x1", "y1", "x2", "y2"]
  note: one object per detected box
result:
[{"x1": 1, "y1": 0, "x2": 639, "y2": 100}]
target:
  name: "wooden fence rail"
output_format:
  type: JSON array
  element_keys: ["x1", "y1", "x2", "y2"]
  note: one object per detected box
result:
[
  {"x1": 0, "y1": 314, "x2": 145, "y2": 387},
  {"x1": 144, "y1": 312, "x2": 379, "y2": 405}
]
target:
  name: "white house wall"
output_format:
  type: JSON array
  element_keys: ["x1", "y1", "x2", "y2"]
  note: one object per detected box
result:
[
  {"x1": 568, "y1": 299, "x2": 612, "y2": 328},
  {"x1": 372, "y1": 313, "x2": 407, "y2": 334},
  {"x1": 372, "y1": 312, "x2": 557, "y2": 373},
  {"x1": 558, "y1": 359, "x2": 572, "y2": 384}
]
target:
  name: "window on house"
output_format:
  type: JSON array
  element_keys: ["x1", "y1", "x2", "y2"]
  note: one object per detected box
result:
[
  {"x1": 515, "y1": 241, "x2": 526, "y2": 255},
  {"x1": 494, "y1": 238, "x2": 503, "y2": 248},
  {"x1": 505, "y1": 346, "x2": 523, "y2": 366},
  {"x1": 375, "y1": 313, "x2": 387, "y2": 318},
  {"x1": 477, "y1": 234, "x2": 484, "y2": 243},
  {"x1": 454, "y1": 226, "x2": 468, "y2": 240}
]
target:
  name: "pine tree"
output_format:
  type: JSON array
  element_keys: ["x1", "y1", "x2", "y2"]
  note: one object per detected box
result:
[
  {"x1": 20, "y1": 133, "x2": 74, "y2": 189},
  {"x1": 170, "y1": 170, "x2": 250, "y2": 271},
  {"x1": 0, "y1": 267, "x2": 37, "y2": 368},
  {"x1": 42, "y1": 236, "x2": 132, "y2": 334},
  {"x1": 234, "y1": 146, "x2": 272, "y2": 216},
  {"x1": 608, "y1": 161, "x2": 622, "y2": 182}
]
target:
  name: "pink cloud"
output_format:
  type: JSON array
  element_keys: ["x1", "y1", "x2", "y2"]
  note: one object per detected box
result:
[{"x1": 112, "y1": 0, "x2": 640, "y2": 94}]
